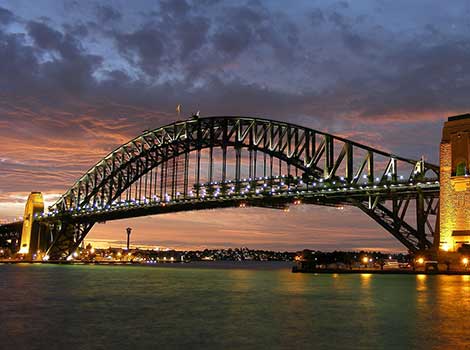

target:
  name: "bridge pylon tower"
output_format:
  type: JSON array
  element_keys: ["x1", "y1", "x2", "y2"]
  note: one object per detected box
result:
[
  {"x1": 439, "y1": 114, "x2": 470, "y2": 253},
  {"x1": 18, "y1": 192, "x2": 45, "y2": 259}
]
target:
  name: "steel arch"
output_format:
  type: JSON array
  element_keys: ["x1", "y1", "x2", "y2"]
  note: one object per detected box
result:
[
  {"x1": 53, "y1": 116, "x2": 438, "y2": 211},
  {"x1": 4, "y1": 116, "x2": 440, "y2": 259}
]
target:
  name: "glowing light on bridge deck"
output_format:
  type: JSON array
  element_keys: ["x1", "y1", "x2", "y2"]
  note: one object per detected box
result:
[
  {"x1": 362, "y1": 257, "x2": 369, "y2": 264},
  {"x1": 417, "y1": 257, "x2": 424, "y2": 265},
  {"x1": 462, "y1": 257, "x2": 469, "y2": 266}
]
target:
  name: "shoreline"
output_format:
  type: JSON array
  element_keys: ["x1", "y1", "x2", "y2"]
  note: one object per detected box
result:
[
  {"x1": 292, "y1": 268, "x2": 470, "y2": 275},
  {"x1": 0, "y1": 260, "x2": 294, "y2": 270}
]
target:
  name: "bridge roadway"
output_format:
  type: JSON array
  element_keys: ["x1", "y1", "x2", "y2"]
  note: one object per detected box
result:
[
  {"x1": 34, "y1": 176, "x2": 440, "y2": 224},
  {"x1": 0, "y1": 116, "x2": 441, "y2": 258}
]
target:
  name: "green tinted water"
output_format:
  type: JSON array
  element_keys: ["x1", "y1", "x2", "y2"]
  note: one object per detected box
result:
[{"x1": 1, "y1": 263, "x2": 469, "y2": 349}]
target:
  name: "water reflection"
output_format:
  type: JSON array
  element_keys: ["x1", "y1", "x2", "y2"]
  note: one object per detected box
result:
[{"x1": 2, "y1": 265, "x2": 470, "y2": 349}]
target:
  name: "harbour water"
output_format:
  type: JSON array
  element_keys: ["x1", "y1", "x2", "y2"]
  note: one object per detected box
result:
[{"x1": 1, "y1": 262, "x2": 470, "y2": 349}]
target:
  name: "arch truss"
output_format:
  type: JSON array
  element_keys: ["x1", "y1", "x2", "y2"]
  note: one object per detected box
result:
[{"x1": 3, "y1": 117, "x2": 441, "y2": 259}]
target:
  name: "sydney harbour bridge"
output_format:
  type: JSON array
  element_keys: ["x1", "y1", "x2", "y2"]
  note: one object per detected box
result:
[{"x1": 0, "y1": 116, "x2": 440, "y2": 260}]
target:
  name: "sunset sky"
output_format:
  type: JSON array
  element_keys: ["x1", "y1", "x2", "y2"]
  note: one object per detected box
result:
[{"x1": 0, "y1": 0, "x2": 469, "y2": 252}]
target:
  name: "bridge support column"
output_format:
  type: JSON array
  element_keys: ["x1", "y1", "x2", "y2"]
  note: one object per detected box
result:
[
  {"x1": 416, "y1": 189, "x2": 426, "y2": 251},
  {"x1": 19, "y1": 192, "x2": 44, "y2": 259}
]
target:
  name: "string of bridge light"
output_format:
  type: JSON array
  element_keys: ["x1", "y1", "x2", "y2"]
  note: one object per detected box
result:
[{"x1": 31, "y1": 174, "x2": 439, "y2": 220}]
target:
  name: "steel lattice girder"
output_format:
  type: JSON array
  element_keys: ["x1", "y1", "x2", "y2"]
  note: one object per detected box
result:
[
  {"x1": 52, "y1": 116, "x2": 439, "y2": 212},
  {"x1": 0, "y1": 116, "x2": 441, "y2": 259}
]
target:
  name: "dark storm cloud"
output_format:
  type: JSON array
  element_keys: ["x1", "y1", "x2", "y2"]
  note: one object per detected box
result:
[
  {"x1": 24, "y1": 20, "x2": 102, "y2": 94},
  {"x1": 0, "y1": 6, "x2": 14, "y2": 25},
  {"x1": 96, "y1": 4, "x2": 122, "y2": 23},
  {"x1": 27, "y1": 21, "x2": 62, "y2": 50},
  {"x1": 212, "y1": 5, "x2": 266, "y2": 56},
  {"x1": 159, "y1": 0, "x2": 190, "y2": 16},
  {"x1": 211, "y1": 3, "x2": 299, "y2": 63},
  {"x1": 1, "y1": 0, "x2": 468, "y2": 128},
  {"x1": 175, "y1": 16, "x2": 210, "y2": 58},
  {"x1": 0, "y1": 0, "x2": 467, "y2": 121},
  {"x1": 115, "y1": 27, "x2": 166, "y2": 76},
  {"x1": 0, "y1": 31, "x2": 38, "y2": 91},
  {"x1": 310, "y1": 8, "x2": 325, "y2": 26}
]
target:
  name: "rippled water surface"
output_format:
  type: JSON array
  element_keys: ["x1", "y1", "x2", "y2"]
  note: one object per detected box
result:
[{"x1": 1, "y1": 262, "x2": 470, "y2": 349}]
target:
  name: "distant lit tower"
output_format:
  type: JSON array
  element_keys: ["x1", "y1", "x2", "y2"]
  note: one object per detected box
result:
[{"x1": 126, "y1": 227, "x2": 132, "y2": 250}]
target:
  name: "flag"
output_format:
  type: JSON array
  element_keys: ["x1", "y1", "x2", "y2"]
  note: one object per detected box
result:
[{"x1": 176, "y1": 104, "x2": 181, "y2": 115}]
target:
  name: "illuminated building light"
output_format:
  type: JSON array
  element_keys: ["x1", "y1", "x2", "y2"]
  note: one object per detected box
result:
[
  {"x1": 362, "y1": 257, "x2": 368, "y2": 264},
  {"x1": 441, "y1": 243, "x2": 450, "y2": 252},
  {"x1": 417, "y1": 257, "x2": 424, "y2": 265},
  {"x1": 18, "y1": 247, "x2": 29, "y2": 254},
  {"x1": 462, "y1": 257, "x2": 469, "y2": 265}
]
